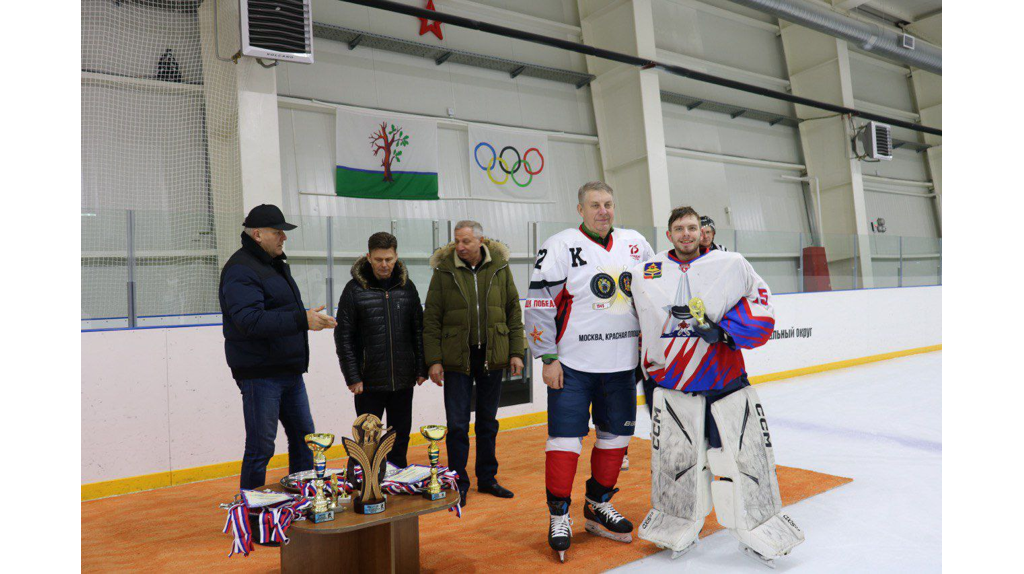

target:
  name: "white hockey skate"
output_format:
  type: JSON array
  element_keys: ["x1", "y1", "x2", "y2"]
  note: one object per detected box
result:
[
  {"x1": 741, "y1": 543, "x2": 778, "y2": 569},
  {"x1": 656, "y1": 538, "x2": 697, "y2": 560}
]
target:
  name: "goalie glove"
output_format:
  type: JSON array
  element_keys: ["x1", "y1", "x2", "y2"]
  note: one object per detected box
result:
[{"x1": 692, "y1": 318, "x2": 736, "y2": 349}]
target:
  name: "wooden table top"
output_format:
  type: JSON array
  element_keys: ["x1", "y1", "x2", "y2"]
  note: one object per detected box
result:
[{"x1": 261, "y1": 483, "x2": 460, "y2": 535}]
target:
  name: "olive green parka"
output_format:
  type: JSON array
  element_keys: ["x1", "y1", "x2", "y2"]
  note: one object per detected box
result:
[{"x1": 422, "y1": 238, "x2": 525, "y2": 374}]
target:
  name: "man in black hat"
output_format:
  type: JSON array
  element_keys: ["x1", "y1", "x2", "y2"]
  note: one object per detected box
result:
[
  {"x1": 700, "y1": 215, "x2": 729, "y2": 253},
  {"x1": 219, "y1": 204, "x2": 337, "y2": 490}
]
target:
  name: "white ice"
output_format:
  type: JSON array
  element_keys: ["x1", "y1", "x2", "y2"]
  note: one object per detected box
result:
[{"x1": 612, "y1": 351, "x2": 941, "y2": 573}]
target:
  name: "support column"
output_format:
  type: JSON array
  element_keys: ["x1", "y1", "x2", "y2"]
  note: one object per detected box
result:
[
  {"x1": 909, "y1": 68, "x2": 942, "y2": 233},
  {"x1": 577, "y1": 0, "x2": 672, "y2": 231},
  {"x1": 199, "y1": 0, "x2": 285, "y2": 268},
  {"x1": 780, "y1": 22, "x2": 874, "y2": 289}
]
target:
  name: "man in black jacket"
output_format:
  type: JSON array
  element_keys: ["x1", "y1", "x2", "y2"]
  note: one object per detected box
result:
[
  {"x1": 220, "y1": 204, "x2": 337, "y2": 490},
  {"x1": 335, "y1": 232, "x2": 427, "y2": 468}
]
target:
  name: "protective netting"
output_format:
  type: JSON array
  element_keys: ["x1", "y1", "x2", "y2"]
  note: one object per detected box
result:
[{"x1": 82, "y1": 0, "x2": 242, "y2": 327}]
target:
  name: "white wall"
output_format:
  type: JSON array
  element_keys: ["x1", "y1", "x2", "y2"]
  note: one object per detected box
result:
[{"x1": 82, "y1": 286, "x2": 940, "y2": 485}]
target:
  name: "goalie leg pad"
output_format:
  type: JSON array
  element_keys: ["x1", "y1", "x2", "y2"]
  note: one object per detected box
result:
[
  {"x1": 638, "y1": 387, "x2": 710, "y2": 553},
  {"x1": 707, "y1": 385, "x2": 804, "y2": 559}
]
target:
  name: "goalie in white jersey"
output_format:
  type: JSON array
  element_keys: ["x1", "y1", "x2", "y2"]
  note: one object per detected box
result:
[
  {"x1": 525, "y1": 182, "x2": 653, "y2": 561},
  {"x1": 631, "y1": 206, "x2": 804, "y2": 567}
]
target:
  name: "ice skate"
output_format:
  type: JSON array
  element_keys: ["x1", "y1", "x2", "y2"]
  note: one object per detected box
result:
[
  {"x1": 548, "y1": 500, "x2": 573, "y2": 562},
  {"x1": 740, "y1": 543, "x2": 777, "y2": 569},
  {"x1": 584, "y1": 479, "x2": 633, "y2": 543},
  {"x1": 661, "y1": 538, "x2": 697, "y2": 560}
]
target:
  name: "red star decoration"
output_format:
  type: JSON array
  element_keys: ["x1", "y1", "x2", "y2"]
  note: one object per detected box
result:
[
  {"x1": 419, "y1": 0, "x2": 443, "y2": 40},
  {"x1": 529, "y1": 326, "x2": 544, "y2": 344}
]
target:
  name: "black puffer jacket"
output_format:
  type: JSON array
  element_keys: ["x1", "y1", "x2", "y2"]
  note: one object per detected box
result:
[{"x1": 334, "y1": 258, "x2": 426, "y2": 392}]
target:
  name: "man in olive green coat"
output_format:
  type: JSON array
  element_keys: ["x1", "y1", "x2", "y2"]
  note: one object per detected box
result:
[{"x1": 424, "y1": 220, "x2": 525, "y2": 506}]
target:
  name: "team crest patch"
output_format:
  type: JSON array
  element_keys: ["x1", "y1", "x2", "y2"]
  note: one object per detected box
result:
[
  {"x1": 643, "y1": 262, "x2": 662, "y2": 279},
  {"x1": 590, "y1": 273, "x2": 616, "y2": 299},
  {"x1": 618, "y1": 272, "x2": 632, "y2": 298}
]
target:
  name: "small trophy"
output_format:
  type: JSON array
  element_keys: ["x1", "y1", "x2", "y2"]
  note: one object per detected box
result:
[
  {"x1": 342, "y1": 414, "x2": 396, "y2": 515},
  {"x1": 420, "y1": 425, "x2": 448, "y2": 501},
  {"x1": 304, "y1": 433, "x2": 336, "y2": 523},
  {"x1": 688, "y1": 296, "x2": 710, "y2": 330},
  {"x1": 329, "y1": 473, "x2": 340, "y2": 509}
]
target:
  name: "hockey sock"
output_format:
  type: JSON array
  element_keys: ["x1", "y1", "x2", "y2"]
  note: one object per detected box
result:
[
  {"x1": 591, "y1": 431, "x2": 630, "y2": 488},
  {"x1": 545, "y1": 436, "x2": 583, "y2": 499},
  {"x1": 590, "y1": 446, "x2": 627, "y2": 489},
  {"x1": 546, "y1": 450, "x2": 580, "y2": 499}
]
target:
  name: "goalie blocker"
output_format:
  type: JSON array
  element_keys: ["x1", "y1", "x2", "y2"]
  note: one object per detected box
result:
[{"x1": 639, "y1": 385, "x2": 803, "y2": 563}]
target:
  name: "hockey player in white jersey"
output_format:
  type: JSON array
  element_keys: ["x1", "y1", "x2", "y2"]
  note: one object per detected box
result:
[
  {"x1": 632, "y1": 206, "x2": 803, "y2": 567},
  {"x1": 525, "y1": 181, "x2": 654, "y2": 562}
]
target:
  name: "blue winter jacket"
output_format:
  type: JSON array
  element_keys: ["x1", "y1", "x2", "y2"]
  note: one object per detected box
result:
[{"x1": 219, "y1": 232, "x2": 309, "y2": 380}]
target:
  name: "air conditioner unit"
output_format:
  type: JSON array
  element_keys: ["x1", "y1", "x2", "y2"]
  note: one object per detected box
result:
[
  {"x1": 900, "y1": 33, "x2": 916, "y2": 50},
  {"x1": 240, "y1": 0, "x2": 314, "y2": 64},
  {"x1": 860, "y1": 121, "x2": 893, "y2": 161}
]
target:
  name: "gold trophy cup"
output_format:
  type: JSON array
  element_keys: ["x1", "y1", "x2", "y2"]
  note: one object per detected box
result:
[
  {"x1": 688, "y1": 296, "x2": 710, "y2": 330},
  {"x1": 420, "y1": 425, "x2": 449, "y2": 501},
  {"x1": 304, "y1": 433, "x2": 336, "y2": 523}
]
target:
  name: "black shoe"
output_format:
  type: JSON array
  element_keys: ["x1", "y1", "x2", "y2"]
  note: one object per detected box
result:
[
  {"x1": 479, "y1": 482, "x2": 515, "y2": 498},
  {"x1": 458, "y1": 488, "x2": 468, "y2": 508}
]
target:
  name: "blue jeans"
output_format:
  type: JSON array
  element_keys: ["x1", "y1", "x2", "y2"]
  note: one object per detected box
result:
[{"x1": 236, "y1": 375, "x2": 316, "y2": 490}]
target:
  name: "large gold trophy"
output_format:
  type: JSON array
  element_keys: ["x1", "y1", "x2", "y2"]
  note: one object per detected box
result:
[
  {"x1": 342, "y1": 414, "x2": 396, "y2": 515},
  {"x1": 304, "y1": 433, "x2": 336, "y2": 523},
  {"x1": 420, "y1": 425, "x2": 448, "y2": 501}
]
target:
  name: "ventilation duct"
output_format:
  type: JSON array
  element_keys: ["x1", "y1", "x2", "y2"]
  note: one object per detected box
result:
[{"x1": 726, "y1": 0, "x2": 941, "y2": 75}]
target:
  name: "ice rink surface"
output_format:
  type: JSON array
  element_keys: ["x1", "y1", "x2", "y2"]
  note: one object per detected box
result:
[{"x1": 612, "y1": 352, "x2": 941, "y2": 573}]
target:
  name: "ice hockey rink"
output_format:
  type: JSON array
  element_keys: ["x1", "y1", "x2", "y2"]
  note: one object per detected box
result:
[{"x1": 612, "y1": 351, "x2": 942, "y2": 573}]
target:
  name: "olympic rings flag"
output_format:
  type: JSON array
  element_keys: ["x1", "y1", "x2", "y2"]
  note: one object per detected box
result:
[
  {"x1": 468, "y1": 124, "x2": 551, "y2": 202},
  {"x1": 335, "y1": 107, "x2": 439, "y2": 200}
]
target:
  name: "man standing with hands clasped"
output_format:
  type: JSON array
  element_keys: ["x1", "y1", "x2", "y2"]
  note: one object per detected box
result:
[
  {"x1": 335, "y1": 232, "x2": 426, "y2": 469},
  {"x1": 219, "y1": 204, "x2": 336, "y2": 491},
  {"x1": 423, "y1": 220, "x2": 525, "y2": 508},
  {"x1": 525, "y1": 182, "x2": 654, "y2": 561}
]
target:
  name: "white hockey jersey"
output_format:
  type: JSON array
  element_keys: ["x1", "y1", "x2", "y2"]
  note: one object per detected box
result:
[
  {"x1": 631, "y1": 249, "x2": 775, "y2": 392},
  {"x1": 525, "y1": 225, "x2": 654, "y2": 373}
]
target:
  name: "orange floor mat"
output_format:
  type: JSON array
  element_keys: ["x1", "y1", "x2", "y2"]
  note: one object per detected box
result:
[{"x1": 82, "y1": 424, "x2": 851, "y2": 573}]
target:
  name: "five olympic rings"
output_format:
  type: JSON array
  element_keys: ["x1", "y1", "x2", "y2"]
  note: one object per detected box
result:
[{"x1": 473, "y1": 143, "x2": 545, "y2": 187}]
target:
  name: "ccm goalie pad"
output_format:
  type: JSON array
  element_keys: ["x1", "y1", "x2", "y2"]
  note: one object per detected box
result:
[
  {"x1": 707, "y1": 386, "x2": 804, "y2": 564},
  {"x1": 638, "y1": 387, "x2": 712, "y2": 557}
]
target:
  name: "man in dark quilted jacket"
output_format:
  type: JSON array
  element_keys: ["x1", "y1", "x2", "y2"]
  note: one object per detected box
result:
[{"x1": 335, "y1": 231, "x2": 427, "y2": 468}]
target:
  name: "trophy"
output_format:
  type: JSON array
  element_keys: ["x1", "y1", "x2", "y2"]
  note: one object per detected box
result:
[
  {"x1": 688, "y1": 296, "x2": 710, "y2": 329},
  {"x1": 420, "y1": 425, "x2": 448, "y2": 501},
  {"x1": 304, "y1": 433, "x2": 336, "y2": 523},
  {"x1": 342, "y1": 414, "x2": 396, "y2": 515}
]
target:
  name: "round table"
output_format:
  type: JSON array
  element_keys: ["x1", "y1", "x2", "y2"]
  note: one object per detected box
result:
[{"x1": 261, "y1": 482, "x2": 459, "y2": 574}]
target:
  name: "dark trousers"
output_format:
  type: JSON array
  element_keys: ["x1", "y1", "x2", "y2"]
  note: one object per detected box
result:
[
  {"x1": 237, "y1": 375, "x2": 315, "y2": 490},
  {"x1": 353, "y1": 387, "x2": 415, "y2": 468},
  {"x1": 444, "y1": 346, "x2": 503, "y2": 492}
]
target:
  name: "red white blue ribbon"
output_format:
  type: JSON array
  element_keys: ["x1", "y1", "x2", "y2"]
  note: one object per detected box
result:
[
  {"x1": 224, "y1": 491, "x2": 311, "y2": 556},
  {"x1": 222, "y1": 499, "x2": 253, "y2": 557}
]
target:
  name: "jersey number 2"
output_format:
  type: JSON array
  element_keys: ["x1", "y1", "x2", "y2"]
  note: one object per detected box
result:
[{"x1": 534, "y1": 249, "x2": 548, "y2": 270}]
